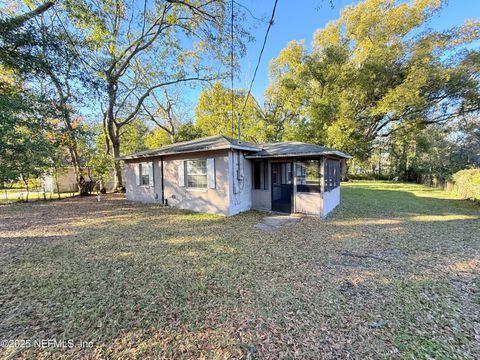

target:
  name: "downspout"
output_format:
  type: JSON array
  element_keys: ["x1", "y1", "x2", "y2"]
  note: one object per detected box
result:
[{"x1": 160, "y1": 156, "x2": 165, "y2": 205}]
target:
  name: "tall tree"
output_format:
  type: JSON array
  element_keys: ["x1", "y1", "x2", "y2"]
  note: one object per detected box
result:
[
  {"x1": 266, "y1": 0, "x2": 480, "y2": 159},
  {"x1": 195, "y1": 82, "x2": 265, "y2": 142},
  {"x1": 1, "y1": 1, "x2": 95, "y2": 194},
  {"x1": 34, "y1": 9, "x2": 95, "y2": 194},
  {"x1": 0, "y1": 73, "x2": 57, "y2": 191},
  {"x1": 0, "y1": 1, "x2": 64, "y2": 190},
  {"x1": 64, "y1": 0, "x2": 249, "y2": 189}
]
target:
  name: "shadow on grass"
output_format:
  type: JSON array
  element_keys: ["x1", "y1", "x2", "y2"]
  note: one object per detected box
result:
[{"x1": 0, "y1": 186, "x2": 479, "y2": 358}]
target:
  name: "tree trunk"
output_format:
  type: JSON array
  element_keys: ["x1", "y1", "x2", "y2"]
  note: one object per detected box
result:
[
  {"x1": 112, "y1": 136, "x2": 123, "y2": 190},
  {"x1": 47, "y1": 66, "x2": 85, "y2": 195},
  {"x1": 106, "y1": 110, "x2": 123, "y2": 190},
  {"x1": 23, "y1": 178, "x2": 29, "y2": 202},
  {"x1": 341, "y1": 159, "x2": 348, "y2": 181},
  {"x1": 54, "y1": 169, "x2": 61, "y2": 199},
  {"x1": 106, "y1": 78, "x2": 124, "y2": 191}
]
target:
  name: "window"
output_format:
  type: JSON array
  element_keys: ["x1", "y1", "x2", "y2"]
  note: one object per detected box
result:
[
  {"x1": 186, "y1": 159, "x2": 207, "y2": 188},
  {"x1": 253, "y1": 160, "x2": 268, "y2": 190},
  {"x1": 139, "y1": 163, "x2": 150, "y2": 186},
  {"x1": 325, "y1": 159, "x2": 341, "y2": 191},
  {"x1": 296, "y1": 160, "x2": 320, "y2": 193}
]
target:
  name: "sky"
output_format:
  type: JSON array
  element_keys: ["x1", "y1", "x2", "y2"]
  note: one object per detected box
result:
[{"x1": 234, "y1": 0, "x2": 480, "y2": 103}]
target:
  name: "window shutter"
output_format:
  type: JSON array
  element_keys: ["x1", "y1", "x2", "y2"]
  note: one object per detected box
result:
[
  {"x1": 148, "y1": 162, "x2": 154, "y2": 186},
  {"x1": 178, "y1": 161, "x2": 185, "y2": 187},
  {"x1": 135, "y1": 163, "x2": 140, "y2": 186},
  {"x1": 207, "y1": 158, "x2": 215, "y2": 189}
]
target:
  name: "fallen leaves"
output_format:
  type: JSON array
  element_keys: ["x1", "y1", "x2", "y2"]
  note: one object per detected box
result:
[{"x1": 0, "y1": 181, "x2": 478, "y2": 359}]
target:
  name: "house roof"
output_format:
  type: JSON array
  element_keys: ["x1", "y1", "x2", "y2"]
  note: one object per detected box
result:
[
  {"x1": 244, "y1": 141, "x2": 352, "y2": 159},
  {"x1": 116, "y1": 135, "x2": 352, "y2": 161},
  {"x1": 116, "y1": 135, "x2": 260, "y2": 160}
]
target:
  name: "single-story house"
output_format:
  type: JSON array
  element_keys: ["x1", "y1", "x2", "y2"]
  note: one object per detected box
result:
[{"x1": 117, "y1": 135, "x2": 351, "y2": 217}]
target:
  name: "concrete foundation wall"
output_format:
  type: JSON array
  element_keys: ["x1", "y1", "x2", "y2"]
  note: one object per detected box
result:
[
  {"x1": 322, "y1": 186, "x2": 340, "y2": 217},
  {"x1": 251, "y1": 189, "x2": 271, "y2": 211}
]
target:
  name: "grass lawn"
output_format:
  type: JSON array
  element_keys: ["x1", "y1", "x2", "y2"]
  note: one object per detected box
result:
[
  {"x1": 0, "y1": 181, "x2": 479, "y2": 359},
  {"x1": 0, "y1": 191, "x2": 79, "y2": 204}
]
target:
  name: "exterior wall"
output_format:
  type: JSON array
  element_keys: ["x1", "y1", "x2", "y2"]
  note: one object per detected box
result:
[
  {"x1": 124, "y1": 150, "x2": 231, "y2": 215},
  {"x1": 295, "y1": 192, "x2": 322, "y2": 216},
  {"x1": 322, "y1": 186, "x2": 340, "y2": 217},
  {"x1": 228, "y1": 151, "x2": 253, "y2": 216},
  {"x1": 163, "y1": 150, "x2": 230, "y2": 216},
  {"x1": 41, "y1": 168, "x2": 77, "y2": 193},
  {"x1": 124, "y1": 159, "x2": 163, "y2": 203},
  {"x1": 124, "y1": 150, "x2": 344, "y2": 217}
]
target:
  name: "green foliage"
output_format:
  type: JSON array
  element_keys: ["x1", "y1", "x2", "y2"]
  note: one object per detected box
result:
[
  {"x1": 195, "y1": 82, "x2": 266, "y2": 142},
  {"x1": 452, "y1": 169, "x2": 480, "y2": 200},
  {"x1": 266, "y1": 0, "x2": 480, "y2": 160},
  {"x1": 172, "y1": 122, "x2": 204, "y2": 143},
  {"x1": 0, "y1": 75, "x2": 57, "y2": 184},
  {"x1": 118, "y1": 120, "x2": 150, "y2": 154},
  {"x1": 144, "y1": 128, "x2": 173, "y2": 149}
]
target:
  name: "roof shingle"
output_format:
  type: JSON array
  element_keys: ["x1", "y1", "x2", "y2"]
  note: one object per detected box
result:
[
  {"x1": 116, "y1": 136, "x2": 351, "y2": 160},
  {"x1": 244, "y1": 141, "x2": 352, "y2": 159},
  {"x1": 116, "y1": 135, "x2": 260, "y2": 160}
]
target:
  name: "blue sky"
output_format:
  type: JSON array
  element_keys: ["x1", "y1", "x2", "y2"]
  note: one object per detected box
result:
[{"x1": 235, "y1": 0, "x2": 480, "y2": 103}]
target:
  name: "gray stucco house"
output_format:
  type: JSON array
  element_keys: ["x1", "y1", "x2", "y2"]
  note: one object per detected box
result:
[{"x1": 117, "y1": 135, "x2": 351, "y2": 217}]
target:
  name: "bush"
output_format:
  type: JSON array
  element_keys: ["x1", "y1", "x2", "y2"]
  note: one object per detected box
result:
[{"x1": 452, "y1": 169, "x2": 480, "y2": 201}]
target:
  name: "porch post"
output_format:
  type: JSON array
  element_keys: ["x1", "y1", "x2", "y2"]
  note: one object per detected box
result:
[
  {"x1": 292, "y1": 158, "x2": 297, "y2": 214},
  {"x1": 320, "y1": 156, "x2": 325, "y2": 193}
]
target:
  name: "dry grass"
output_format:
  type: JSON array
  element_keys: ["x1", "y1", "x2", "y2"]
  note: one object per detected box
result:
[{"x1": 0, "y1": 181, "x2": 479, "y2": 359}]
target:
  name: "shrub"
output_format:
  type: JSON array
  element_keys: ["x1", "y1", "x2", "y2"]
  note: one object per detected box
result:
[{"x1": 452, "y1": 169, "x2": 480, "y2": 201}]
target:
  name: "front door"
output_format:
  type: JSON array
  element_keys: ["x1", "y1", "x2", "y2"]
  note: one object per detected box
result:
[{"x1": 271, "y1": 162, "x2": 293, "y2": 213}]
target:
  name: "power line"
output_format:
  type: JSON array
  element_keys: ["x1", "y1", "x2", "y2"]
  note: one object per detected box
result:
[
  {"x1": 237, "y1": 0, "x2": 278, "y2": 139},
  {"x1": 230, "y1": 0, "x2": 235, "y2": 136}
]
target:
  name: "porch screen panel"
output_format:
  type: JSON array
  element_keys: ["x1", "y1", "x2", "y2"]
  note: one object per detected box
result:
[
  {"x1": 325, "y1": 159, "x2": 340, "y2": 191},
  {"x1": 296, "y1": 160, "x2": 320, "y2": 193}
]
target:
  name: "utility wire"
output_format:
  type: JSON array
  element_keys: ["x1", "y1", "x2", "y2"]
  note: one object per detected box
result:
[
  {"x1": 230, "y1": 0, "x2": 235, "y2": 136},
  {"x1": 237, "y1": 0, "x2": 278, "y2": 138}
]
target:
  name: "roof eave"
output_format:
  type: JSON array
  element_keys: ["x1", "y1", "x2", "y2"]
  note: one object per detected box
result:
[
  {"x1": 244, "y1": 151, "x2": 352, "y2": 159},
  {"x1": 116, "y1": 144, "x2": 260, "y2": 161}
]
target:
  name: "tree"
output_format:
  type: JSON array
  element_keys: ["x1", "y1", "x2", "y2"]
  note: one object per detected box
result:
[
  {"x1": 173, "y1": 122, "x2": 204, "y2": 142},
  {"x1": 34, "y1": 10, "x2": 96, "y2": 195},
  {"x1": 195, "y1": 82, "x2": 265, "y2": 142},
  {"x1": 1, "y1": 1, "x2": 95, "y2": 195},
  {"x1": 145, "y1": 128, "x2": 173, "y2": 149},
  {"x1": 139, "y1": 86, "x2": 194, "y2": 142},
  {"x1": 266, "y1": 0, "x2": 480, "y2": 159},
  {"x1": 263, "y1": 41, "x2": 306, "y2": 142},
  {"x1": 64, "y1": 0, "x2": 250, "y2": 189},
  {"x1": 0, "y1": 74, "x2": 57, "y2": 196}
]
